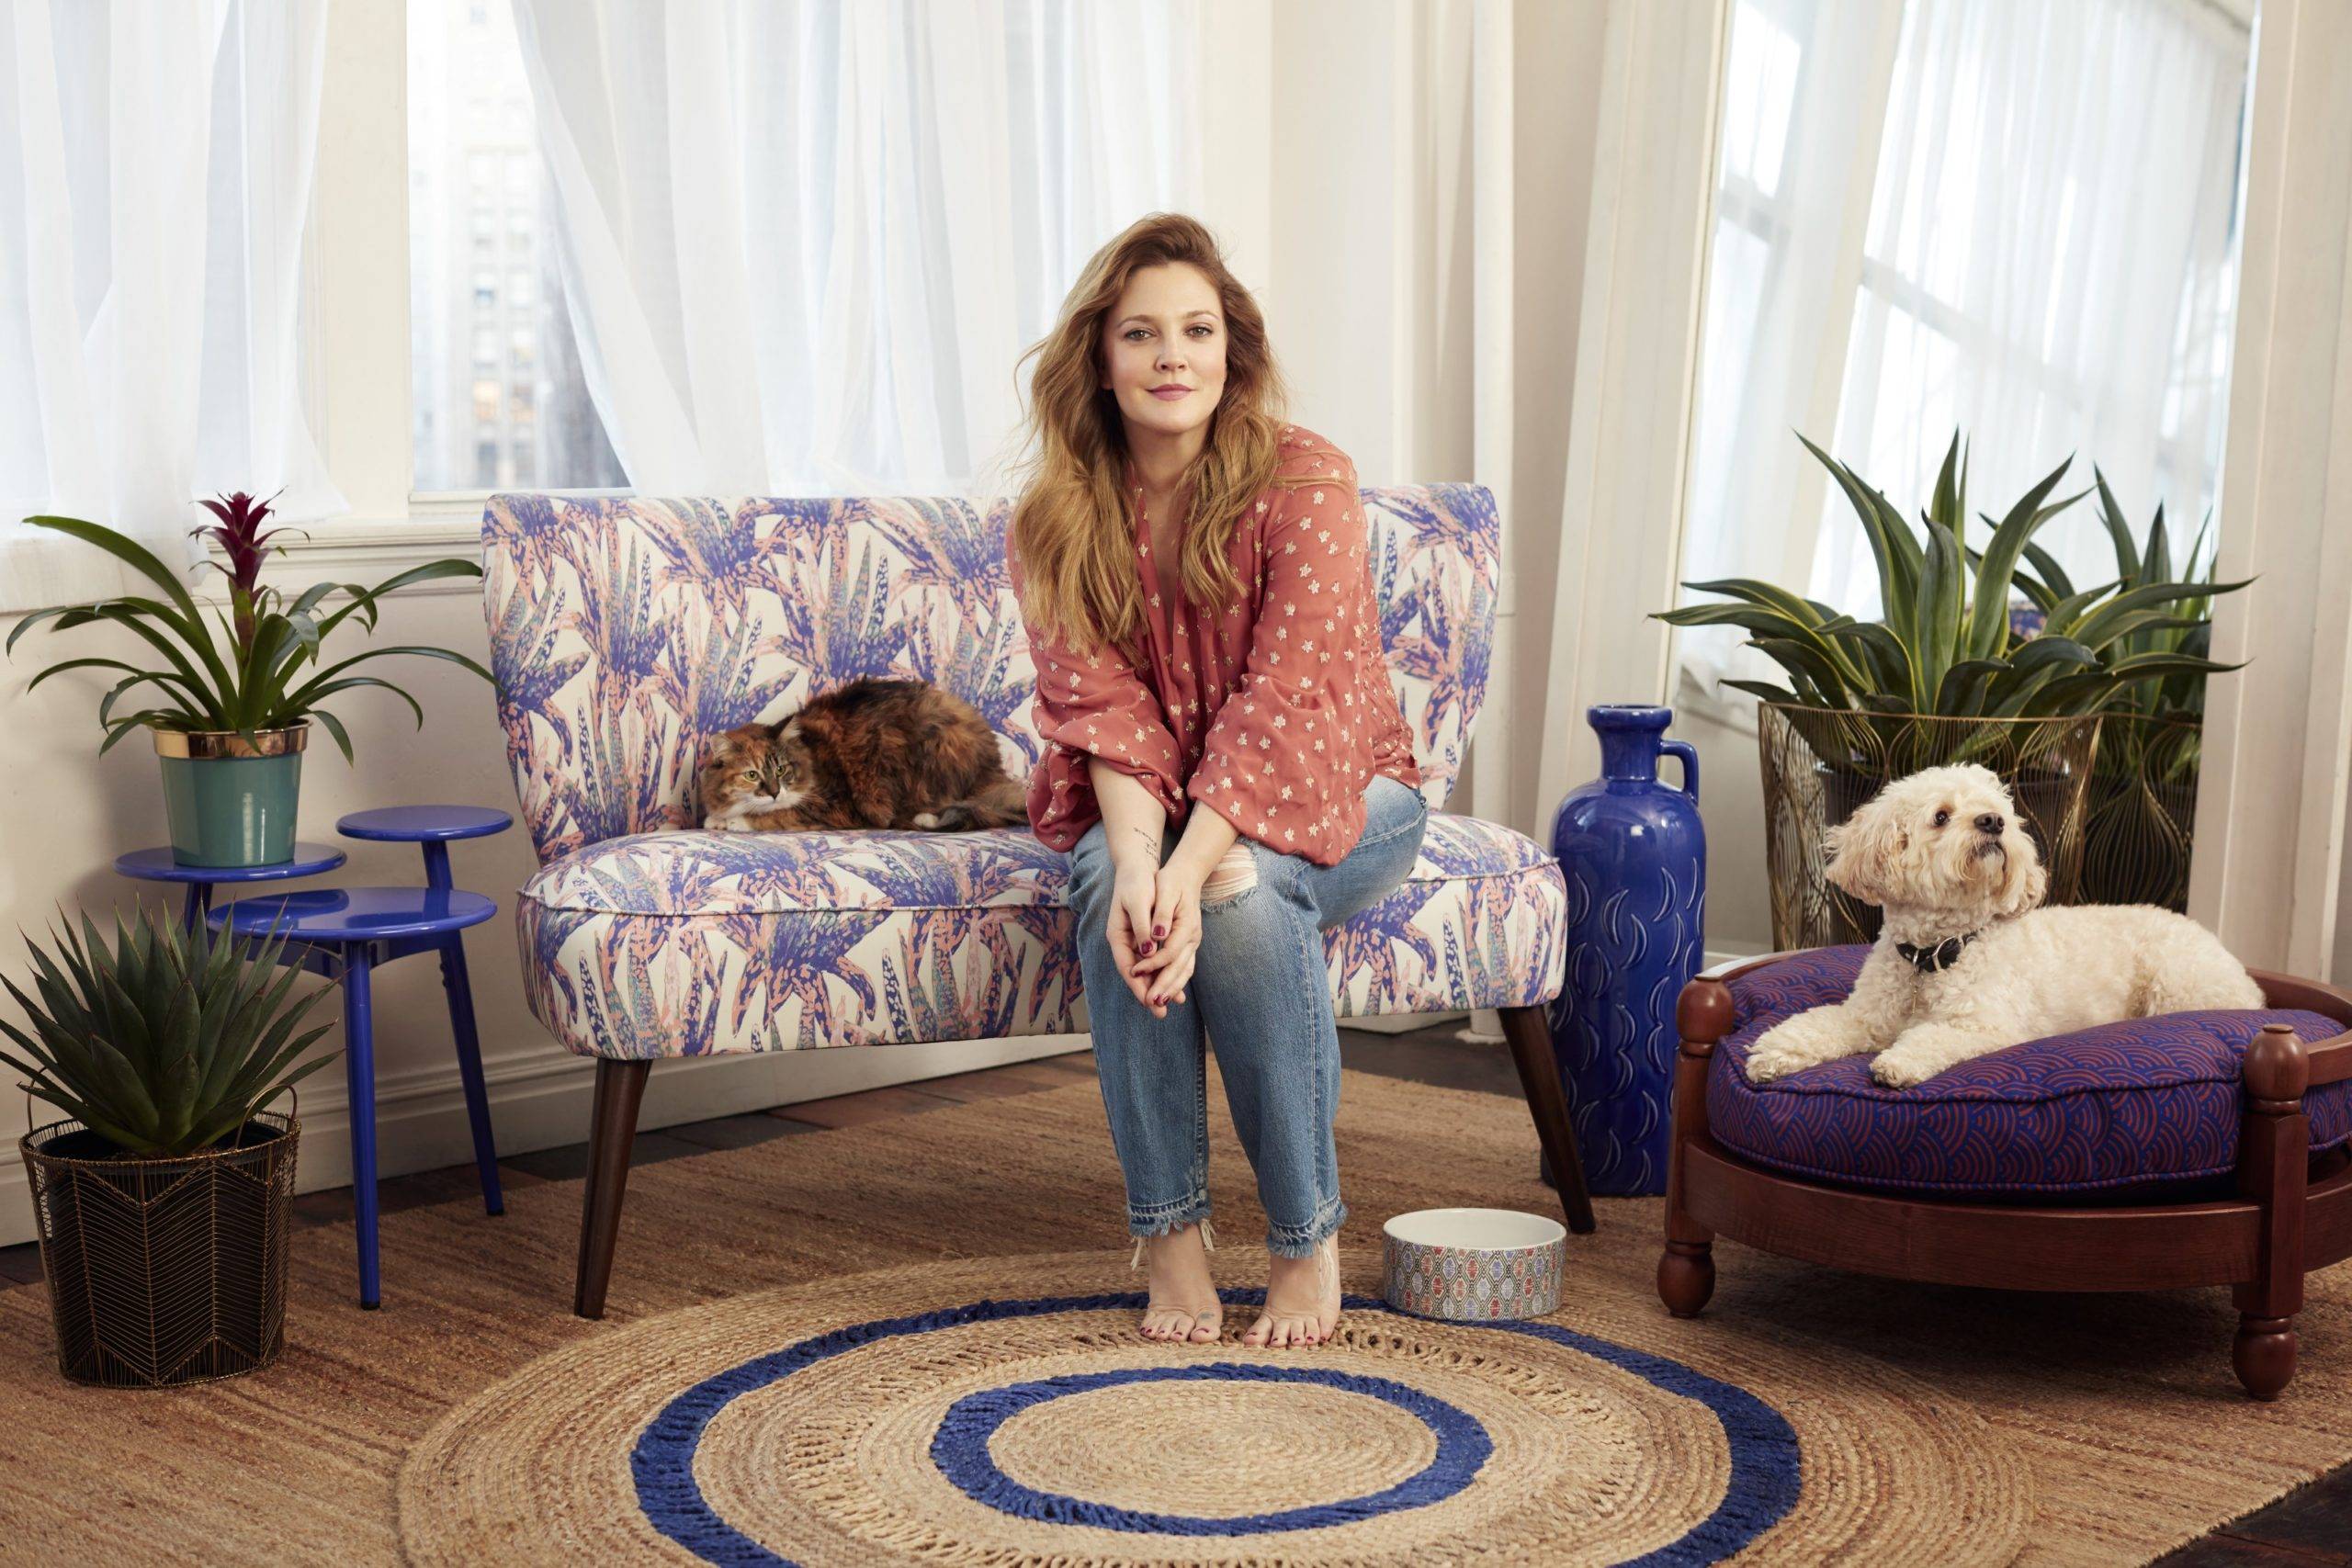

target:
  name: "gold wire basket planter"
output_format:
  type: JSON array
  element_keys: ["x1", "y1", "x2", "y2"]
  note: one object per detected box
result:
[
  {"x1": 2078, "y1": 711, "x2": 2202, "y2": 913},
  {"x1": 18, "y1": 1104, "x2": 298, "y2": 1388},
  {"x1": 1757, "y1": 703, "x2": 2106, "y2": 950}
]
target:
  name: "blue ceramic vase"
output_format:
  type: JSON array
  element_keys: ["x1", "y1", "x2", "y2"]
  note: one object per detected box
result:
[{"x1": 1544, "y1": 705, "x2": 1705, "y2": 1196}]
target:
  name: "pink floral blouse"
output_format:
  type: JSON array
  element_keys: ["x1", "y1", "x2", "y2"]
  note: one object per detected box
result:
[{"x1": 1011, "y1": 423, "x2": 1424, "y2": 868}]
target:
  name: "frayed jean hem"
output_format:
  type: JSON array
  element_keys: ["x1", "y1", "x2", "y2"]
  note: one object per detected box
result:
[
  {"x1": 1127, "y1": 1192, "x2": 1214, "y2": 1238},
  {"x1": 1265, "y1": 1193, "x2": 1348, "y2": 1258}
]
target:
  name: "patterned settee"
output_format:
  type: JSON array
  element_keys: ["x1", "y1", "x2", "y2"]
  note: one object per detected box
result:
[{"x1": 480, "y1": 485, "x2": 1586, "y2": 1315}]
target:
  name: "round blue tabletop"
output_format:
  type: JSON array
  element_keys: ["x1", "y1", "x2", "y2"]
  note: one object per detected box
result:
[
  {"x1": 338, "y1": 806, "x2": 514, "y2": 843},
  {"x1": 208, "y1": 886, "x2": 498, "y2": 942},
  {"x1": 117, "y1": 842, "x2": 348, "y2": 885}
]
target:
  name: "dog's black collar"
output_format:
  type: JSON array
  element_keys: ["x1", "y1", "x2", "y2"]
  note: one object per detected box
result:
[{"x1": 1894, "y1": 931, "x2": 1980, "y2": 974}]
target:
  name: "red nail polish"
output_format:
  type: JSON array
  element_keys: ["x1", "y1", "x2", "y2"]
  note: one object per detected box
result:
[
  {"x1": 1154, "y1": 924, "x2": 1166, "y2": 939},
  {"x1": 1139, "y1": 940, "x2": 1155, "y2": 954}
]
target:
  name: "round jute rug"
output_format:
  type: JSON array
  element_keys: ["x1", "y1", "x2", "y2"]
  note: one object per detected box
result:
[{"x1": 396, "y1": 1248, "x2": 2030, "y2": 1566}]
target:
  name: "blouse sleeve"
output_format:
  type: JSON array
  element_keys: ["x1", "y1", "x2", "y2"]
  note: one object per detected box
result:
[
  {"x1": 1186, "y1": 457, "x2": 1371, "y2": 859},
  {"x1": 1010, "y1": 547, "x2": 1188, "y2": 847}
]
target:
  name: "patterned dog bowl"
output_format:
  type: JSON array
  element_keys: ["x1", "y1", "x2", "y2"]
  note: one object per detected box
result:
[{"x1": 1381, "y1": 1207, "x2": 1566, "y2": 1321}]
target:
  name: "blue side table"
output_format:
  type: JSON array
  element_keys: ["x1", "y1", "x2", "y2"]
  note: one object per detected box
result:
[
  {"x1": 116, "y1": 841, "x2": 348, "y2": 932},
  {"x1": 207, "y1": 806, "x2": 512, "y2": 1309}
]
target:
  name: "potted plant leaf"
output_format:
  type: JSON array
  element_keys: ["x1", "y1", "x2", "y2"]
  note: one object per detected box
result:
[
  {"x1": 2030, "y1": 475, "x2": 2225, "y2": 910},
  {"x1": 1655, "y1": 432, "x2": 2248, "y2": 947},
  {"x1": 7, "y1": 493, "x2": 491, "y2": 868},
  {"x1": 3, "y1": 905, "x2": 338, "y2": 1386}
]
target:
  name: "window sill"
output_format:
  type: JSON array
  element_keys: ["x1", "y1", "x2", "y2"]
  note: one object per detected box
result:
[{"x1": 253, "y1": 510, "x2": 489, "y2": 593}]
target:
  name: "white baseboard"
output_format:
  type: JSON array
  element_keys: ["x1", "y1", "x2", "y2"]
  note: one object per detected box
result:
[
  {"x1": 0, "y1": 1032, "x2": 1091, "y2": 1247},
  {"x1": 1343, "y1": 1010, "x2": 1467, "y2": 1035},
  {"x1": 1, "y1": 987, "x2": 1686, "y2": 1247}
]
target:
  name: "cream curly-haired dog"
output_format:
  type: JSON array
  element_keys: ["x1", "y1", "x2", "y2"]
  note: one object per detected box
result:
[{"x1": 1744, "y1": 762, "x2": 2263, "y2": 1089}]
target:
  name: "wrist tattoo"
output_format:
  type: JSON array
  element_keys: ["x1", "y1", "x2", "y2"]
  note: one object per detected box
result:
[{"x1": 1126, "y1": 825, "x2": 1160, "y2": 858}]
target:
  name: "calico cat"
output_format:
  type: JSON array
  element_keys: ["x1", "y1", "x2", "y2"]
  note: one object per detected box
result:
[{"x1": 696, "y1": 676, "x2": 1028, "y2": 833}]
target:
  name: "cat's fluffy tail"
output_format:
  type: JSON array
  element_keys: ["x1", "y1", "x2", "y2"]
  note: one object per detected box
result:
[{"x1": 931, "y1": 777, "x2": 1027, "y2": 832}]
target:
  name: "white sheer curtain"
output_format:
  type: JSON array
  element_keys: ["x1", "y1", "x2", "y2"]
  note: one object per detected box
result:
[
  {"x1": 1815, "y1": 0, "x2": 2249, "y2": 615},
  {"x1": 507, "y1": 0, "x2": 1202, "y2": 498},
  {"x1": 0, "y1": 0, "x2": 340, "y2": 610},
  {"x1": 1675, "y1": 0, "x2": 2250, "y2": 707},
  {"x1": 1675, "y1": 0, "x2": 1905, "y2": 709}
]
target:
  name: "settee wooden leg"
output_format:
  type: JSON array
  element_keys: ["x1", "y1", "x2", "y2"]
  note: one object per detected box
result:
[
  {"x1": 1659, "y1": 976, "x2": 1734, "y2": 1318},
  {"x1": 2232, "y1": 1024, "x2": 2309, "y2": 1399},
  {"x1": 575, "y1": 1058, "x2": 651, "y2": 1320},
  {"x1": 1498, "y1": 1005, "x2": 1595, "y2": 1234}
]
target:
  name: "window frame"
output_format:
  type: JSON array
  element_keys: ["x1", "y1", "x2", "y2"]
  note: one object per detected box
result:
[{"x1": 289, "y1": 0, "x2": 627, "y2": 585}]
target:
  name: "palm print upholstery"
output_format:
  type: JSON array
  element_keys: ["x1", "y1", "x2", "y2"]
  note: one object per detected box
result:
[
  {"x1": 1707, "y1": 945, "x2": 2352, "y2": 1197},
  {"x1": 482, "y1": 487, "x2": 1563, "y2": 1059}
]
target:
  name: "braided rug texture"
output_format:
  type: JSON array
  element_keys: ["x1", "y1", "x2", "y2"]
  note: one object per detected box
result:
[{"x1": 0, "y1": 1066, "x2": 2345, "y2": 1562}]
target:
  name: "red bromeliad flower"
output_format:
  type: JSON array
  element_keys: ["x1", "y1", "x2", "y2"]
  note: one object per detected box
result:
[{"x1": 194, "y1": 490, "x2": 287, "y2": 653}]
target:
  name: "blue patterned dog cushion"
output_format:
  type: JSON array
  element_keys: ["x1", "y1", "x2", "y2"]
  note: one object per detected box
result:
[{"x1": 1706, "y1": 945, "x2": 2352, "y2": 1198}]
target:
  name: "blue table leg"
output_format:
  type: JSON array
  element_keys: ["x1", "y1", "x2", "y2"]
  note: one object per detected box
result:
[
  {"x1": 342, "y1": 948, "x2": 382, "y2": 1309},
  {"x1": 438, "y1": 934, "x2": 504, "y2": 1215}
]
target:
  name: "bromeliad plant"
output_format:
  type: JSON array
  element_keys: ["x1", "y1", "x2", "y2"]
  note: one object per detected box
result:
[
  {"x1": 8, "y1": 493, "x2": 492, "y2": 758},
  {"x1": 0, "y1": 905, "x2": 337, "y2": 1157},
  {"x1": 1654, "y1": 433, "x2": 2247, "y2": 723}
]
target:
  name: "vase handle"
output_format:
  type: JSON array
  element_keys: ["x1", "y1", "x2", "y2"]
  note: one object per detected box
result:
[{"x1": 1660, "y1": 739, "x2": 1699, "y2": 803}]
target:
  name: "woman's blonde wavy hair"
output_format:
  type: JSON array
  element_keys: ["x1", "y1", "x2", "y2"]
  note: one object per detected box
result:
[{"x1": 1002, "y1": 212, "x2": 1306, "y2": 659}]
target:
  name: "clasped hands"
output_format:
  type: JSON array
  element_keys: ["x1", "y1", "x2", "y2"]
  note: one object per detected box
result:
[{"x1": 1107, "y1": 847, "x2": 1211, "y2": 1019}]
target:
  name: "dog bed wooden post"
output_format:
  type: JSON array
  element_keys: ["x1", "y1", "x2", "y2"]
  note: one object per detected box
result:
[
  {"x1": 575, "y1": 1060, "x2": 651, "y2": 1320},
  {"x1": 1659, "y1": 977, "x2": 1733, "y2": 1316},
  {"x1": 2235, "y1": 1023, "x2": 2310, "y2": 1398}
]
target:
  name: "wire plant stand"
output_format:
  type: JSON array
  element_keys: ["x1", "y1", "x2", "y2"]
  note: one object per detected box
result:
[
  {"x1": 2078, "y1": 711, "x2": 2202, "y2": 913},
  {"x1": 18, "y1": 1103, "x2": 298, "y2": 1388}
]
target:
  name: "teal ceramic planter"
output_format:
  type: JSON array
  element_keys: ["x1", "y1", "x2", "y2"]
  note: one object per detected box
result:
[{"x1": 153, "y1": 724, "x2": 308, "y2": 868}]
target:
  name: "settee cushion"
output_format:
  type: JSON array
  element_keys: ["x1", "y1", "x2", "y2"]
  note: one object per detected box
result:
[
  {"x1": 1706, "y1": 944, "x2": 2352, "y2": 1198},
  {"x1": 515, "y1": 812, "x2": 1564, "y2": 1057}
]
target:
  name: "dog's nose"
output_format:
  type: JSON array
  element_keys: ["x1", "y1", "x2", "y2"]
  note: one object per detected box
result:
[{"x1": 1974, "y1": 813, "x2": 2004, "y2": 836}]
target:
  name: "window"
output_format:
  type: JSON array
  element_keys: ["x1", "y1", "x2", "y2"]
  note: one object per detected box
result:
[
  {"x1": 1806, "y1": 0, "x2": 2252, "y2": 616},
  {"x1": 1676, "y1": 0, "x2": 2255, "y2": 700},
  {"x1": 407, "y1": 0, "x2": 623, "y2": 496}
]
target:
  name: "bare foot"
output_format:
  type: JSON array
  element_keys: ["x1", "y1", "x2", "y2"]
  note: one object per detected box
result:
[
  {"x1": 1243, "y1": 1233, "x2": 1341, "y2": 1348},
  {"x1": 1132, "y1": 1220, "x2": 1222, "y2": 1344}
]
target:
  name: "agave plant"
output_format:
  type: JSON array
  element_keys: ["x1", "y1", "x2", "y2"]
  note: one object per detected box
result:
[
  {"x1": 1655, "y1": 433, "x2": 2246, "y2": 725},
  {"x1": 0, "y1": 905, "x2": 338, "y2": 1157},
  {"x1": 7, "y1": 493, "x2": 492, "y2": 759}
]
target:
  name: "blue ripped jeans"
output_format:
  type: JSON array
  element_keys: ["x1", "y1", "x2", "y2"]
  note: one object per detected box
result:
[{"x1": 1061, "y1": 775, "x2": 1430, "y2": 1257}]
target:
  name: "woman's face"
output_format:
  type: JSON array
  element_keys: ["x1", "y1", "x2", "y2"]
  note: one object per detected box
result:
[{"x1": 1098, "y1": 262, "x2": 1227, "y2": 449}]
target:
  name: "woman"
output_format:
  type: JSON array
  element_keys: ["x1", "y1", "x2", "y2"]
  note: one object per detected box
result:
[{"x1": 1004, "y1": 213, "x2": 1429, "y2": 1349}]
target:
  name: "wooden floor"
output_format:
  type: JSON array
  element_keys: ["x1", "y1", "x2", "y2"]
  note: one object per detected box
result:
[{"x1": 2, "y1": 1021, "x2": 2345, "y2": 1562}]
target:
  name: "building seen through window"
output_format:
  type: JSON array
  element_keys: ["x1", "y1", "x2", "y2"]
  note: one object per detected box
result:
[{"x1": 408, "y1": 0, "x2": 625, "y2": 493}]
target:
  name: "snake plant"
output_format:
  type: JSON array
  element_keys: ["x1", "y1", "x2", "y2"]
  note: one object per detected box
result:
[
  {"x1": 1653, "y1": 432, "x2": 2247, "y2": 721},
  {"x1": 0, "y1": 905, "x2": 337, "y2": 1157},
  {"x1": 8, "y1": 493, "x2": 492, "y2": 760}
]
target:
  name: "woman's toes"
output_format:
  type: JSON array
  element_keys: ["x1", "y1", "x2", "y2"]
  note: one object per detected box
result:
[{"x1": 1187, "y1": 1312, "x2": 1221, "y2": 1343}]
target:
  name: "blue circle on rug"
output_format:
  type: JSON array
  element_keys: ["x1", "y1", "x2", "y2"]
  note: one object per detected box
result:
[
  {"x1": 629, "y1": 1289, "x2": 1801, "y2": 1567},
  {"x1": 931, "y1": 1361, "x2": 1491, "y2": 1535}
]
